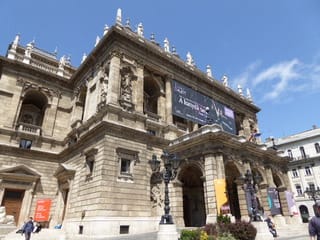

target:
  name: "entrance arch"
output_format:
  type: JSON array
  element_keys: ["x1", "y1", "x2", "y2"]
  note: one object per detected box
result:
[
  {"x1": 178, "y1": 164, "x2": 206, "y2": 227},
  {"x1": 225, "y1": 161, "x2": 241, "y2": 220}
]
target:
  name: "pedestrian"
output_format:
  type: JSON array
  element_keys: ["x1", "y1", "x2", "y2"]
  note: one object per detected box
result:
[
  {"x1": 22, "y1": 217, "x2": 34, "y2": 240},
  {"x1": 265, "y1": 214, "x2": 278, "y2": 238},
  {"x1": 309, "y1": 202, "x2": 320, "y2": 240}
]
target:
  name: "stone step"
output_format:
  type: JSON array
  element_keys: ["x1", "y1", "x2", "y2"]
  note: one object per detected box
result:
[{"x1": 4, "y1": 228, "x2": 65, "y2": 240}]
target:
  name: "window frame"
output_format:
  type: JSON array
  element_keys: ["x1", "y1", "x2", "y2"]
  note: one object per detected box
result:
[
  {"x1": 19, "y1": 139, "x2": 32, "y2": 149},
  {"x1": 315, "y1": 143, "x2": 320, "y2": 153},
  {"x1": 116, "y1": 148, "x2": 139, "y2": 181}
]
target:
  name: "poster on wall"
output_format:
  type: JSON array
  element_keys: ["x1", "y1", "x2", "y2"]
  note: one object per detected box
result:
[
  {"x1": 214, "y1": 179, "x2": 229, "y2": 215},
  {"x1": 34, "y1": 199, "x2": 52, "y2": 222},
  {"x1": 267, "y1": 187, "x2": 282, "y2": 215},
  {"x1": 172, "y1": 80, "x2": 236, "y2": 134},
  {"x1": 285, "y1": 191, "x2": 299, "y2": 216}
]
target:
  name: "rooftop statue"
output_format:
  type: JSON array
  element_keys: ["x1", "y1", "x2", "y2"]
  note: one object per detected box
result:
[
  {"x1": 95, "y1": 36, "x2": 100, "y2": 47},
  {"x1": 237, "y1": 84, "x2": 243, "y2": 96},
  {"x1": 186, "y1": 52, "x2": 194, "y2": 66},
  {"x1": 163, "y1": 38, "x2": 170, "y2": 52},
  {"x1": 137, "y1": 23, "x2": 144, "y2": 37},
  {"x1": 116, "y1": 8, "x2": 122, "y2": 25},
  {"x1": 222, "y1": 75, "x2": 228, "y2": 87},
  {"x1": 206, "y1": 65, "x2": 212, "y2": 77},
  {"x1": 246, "y1": 88, "x2": 252, "y2": 101},
  {"x1": 103, "y1": 24, "x2": 109, "y2": 35},
  {"x1": 12, "y1": 34, "x2": 20, "y2": 49}
]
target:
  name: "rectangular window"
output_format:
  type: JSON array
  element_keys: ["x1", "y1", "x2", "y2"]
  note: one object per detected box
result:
[
  {"x1": 120, "y1": 158, "x2": 131, "y2": 175},
  {"x1": 19, "y1": 139, "x2": 32, "y2": 149},
  {"x1": 116, "y1": 148, "x2": 139, "y2": 181},
  {"x1": 295, "y1": 185, "x2": 303, "y2": 196},
  {"x1": 292, "y1": 169, "x2": 299, "y2": 178},
  {"x1": 305, "y1": 166, "x2": 312, "y2": 176}
]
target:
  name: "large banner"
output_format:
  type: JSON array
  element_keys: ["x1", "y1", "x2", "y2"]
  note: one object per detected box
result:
[
  {"x1": 267, "y1": 187, "x2": 282, "y2": 215},
  {"x1": 214, "y1": 179, "x2": 229, "y2": 215},
  {"x1": 34, "y1": 199, "x2": 52, "y2": 222},
  {"x1": 172, "y1": 80, "x2": 236, "y2": 134},
  {"x1": 285, "y1": 191, "x2": 299, "y2": 216}
]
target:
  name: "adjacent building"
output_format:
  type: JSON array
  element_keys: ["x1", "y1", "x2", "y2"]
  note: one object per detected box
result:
[
  {"x1": 266, "y1": 126, "x2": 320, "y2": 221},
  {"x1": 0, "y1": 9, "x2": 294, "y2": 238}
]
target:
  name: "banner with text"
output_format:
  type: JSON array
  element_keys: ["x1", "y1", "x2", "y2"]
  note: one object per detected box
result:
[
  {"x1": 34, "y1": 199, "x2": 52, "y2": 222},
  {"x1": 172, "y1": 80, "x2": 236, "y2": 134}
]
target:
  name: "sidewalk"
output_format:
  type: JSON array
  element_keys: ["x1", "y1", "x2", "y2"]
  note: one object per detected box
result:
[
  {"x1": 276, "y1": 222, "x2": 309, "y2": 240},
  {"x1": 2, "y1": 222, "x2": 310, "y2": 240}
]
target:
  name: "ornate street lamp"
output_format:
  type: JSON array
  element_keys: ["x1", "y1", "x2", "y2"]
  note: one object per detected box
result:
[
  {"x1": 149, "y1": 150, "x2": 181, "y2": 224},
  {"x1": 305, "y1": 186, "x2": 320, "y2": 203},
  {"x1": 242, "y1": 170, "x2": 262, "y2": 222}
]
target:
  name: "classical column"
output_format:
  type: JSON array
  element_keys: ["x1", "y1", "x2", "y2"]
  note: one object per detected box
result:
[
  {"x1": 158, "y1": 92, "x2": 166, "y2": 120},
  {"x1": 107, "y1": 51, "x2": 121, "y2": 105},
  {"x1": 165, "y1": 76, "x2": 173, "y2": 125}
]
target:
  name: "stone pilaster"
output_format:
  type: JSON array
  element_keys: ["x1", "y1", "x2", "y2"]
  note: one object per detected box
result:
[
  {"x1": 158, "y1": 93, "x2": 166, "y2": 121},
  {"x1": 165, "y1": 77, "x2": 173, "y2": 124},
  {"x1": 42, "y1": 96, "x2": 59, "y2": 137},
  {"x1": 133, "y1": 64, "x2": 144, "y2": 113},
  {"x1": 107, "y1": 51, "x2": 121, "y2": 106},
  {"x1": 204, "y1": 153, "x2": 217, "y2": 223},
  {"x1": 171, "y1": 180, "x2": 184, "y2": 227}
]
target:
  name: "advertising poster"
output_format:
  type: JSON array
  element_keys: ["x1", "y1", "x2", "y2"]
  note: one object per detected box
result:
[
  {"x1": 214, "y1": 179, "x2": 229, "y2": 214},
  {"x1": 285, "y1": 191, "x2": 299, "y2": 216},
  {"x1": 172, "y1": 80, "x2": 236, "y2": 134},
  {"x1": 34, "y1": 199, "x2": 52, "y2": 222},
  {"x1": 267, "y1": 187, "x2": 282, "y2": 215}
]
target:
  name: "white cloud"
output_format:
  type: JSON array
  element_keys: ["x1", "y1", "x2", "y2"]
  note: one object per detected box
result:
[{"x1": 233, "y1": 58, "x2": 320, "y2": 102}]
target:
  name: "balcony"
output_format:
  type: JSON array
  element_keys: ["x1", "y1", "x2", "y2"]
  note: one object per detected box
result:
[{"x1": 17, "y1": 122, "x2": 42, "y2": 136}]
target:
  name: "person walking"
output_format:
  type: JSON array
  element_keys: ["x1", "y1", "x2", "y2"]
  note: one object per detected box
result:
[
  {"x1": 22, "y1": 217, "x2": 34, "y2": 240},
  {"x1": 309, "y1": 202, "x2": 320, "y2": 240},
  {"x1": 265, "y1": 214, "x2": 278, "y2": 238}
]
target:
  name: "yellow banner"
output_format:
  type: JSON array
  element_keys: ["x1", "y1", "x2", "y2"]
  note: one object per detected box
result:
[{"x1": 214, "y1": 179, "x2": 229, "y2": 215}]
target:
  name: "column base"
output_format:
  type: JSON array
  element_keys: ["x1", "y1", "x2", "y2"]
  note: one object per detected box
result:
[{"x1": 157, "y1": 224, "x2": 179, "y2": 240}]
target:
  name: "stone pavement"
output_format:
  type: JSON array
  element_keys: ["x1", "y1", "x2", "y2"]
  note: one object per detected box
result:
[{"x1": 1, "y1": 222, "x2": 310, "y2": 240}]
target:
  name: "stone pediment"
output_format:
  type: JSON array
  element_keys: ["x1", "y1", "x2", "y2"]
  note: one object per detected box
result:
[{"x1": 0, "y1": 165, "x2": 41, "y2": 182}]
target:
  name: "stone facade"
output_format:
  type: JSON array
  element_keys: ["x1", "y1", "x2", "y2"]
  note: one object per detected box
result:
[{"x1": 0, "y1": 14, "x2": 293, "y2": 238}]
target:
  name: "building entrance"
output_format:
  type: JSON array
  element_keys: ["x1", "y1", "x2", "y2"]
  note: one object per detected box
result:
[
  {"x1": 179, "y1": 164, "x2": 206, "y2": 227},
  {"x1": 1, "y1": 189, "x2": 25, "y2": 225}
]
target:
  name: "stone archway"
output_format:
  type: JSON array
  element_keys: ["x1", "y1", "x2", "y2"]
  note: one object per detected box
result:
[
  {"x1": 178, "y1": 164, "x2": 206, "y2": 227},
  {"x1": 225, "y1": 161, "x2": 241, "y2": 220}
]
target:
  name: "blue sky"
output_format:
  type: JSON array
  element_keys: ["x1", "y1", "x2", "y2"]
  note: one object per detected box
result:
[{"x1": 1, "y1": 1, "x2": 320, "y2": 140}]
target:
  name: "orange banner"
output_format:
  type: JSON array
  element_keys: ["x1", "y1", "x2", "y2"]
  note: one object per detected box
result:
[
  {"x1": 34, "y1": 199, "x2": 51, "y2": 222},
  {"x1": 214, "y1": 179, "x2": 229, "y2": 215}
]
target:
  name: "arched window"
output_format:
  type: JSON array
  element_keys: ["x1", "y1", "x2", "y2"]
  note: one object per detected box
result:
[
  {"x1": 315, "y1": 143, "x2": 320, "y2": 153},
  {"x1": 17, "y1": 90, "x2": 48, "y2": 136},
  {"x1": 300, "y1": 146, "x2": 306, "y2": 159}
]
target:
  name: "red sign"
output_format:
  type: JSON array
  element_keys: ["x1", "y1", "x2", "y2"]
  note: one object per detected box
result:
[{"x1": 34, "y1": 199, "x2": 51, "y2": 222}]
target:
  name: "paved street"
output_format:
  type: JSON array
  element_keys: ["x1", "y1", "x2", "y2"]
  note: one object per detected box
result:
[{"x1": 1, "y1": 222, "x2": 310, "y2": 240}]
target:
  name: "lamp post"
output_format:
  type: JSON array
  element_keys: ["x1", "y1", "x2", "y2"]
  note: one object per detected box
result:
[
  {"x1": 305, "y1": 186, "x2": 320, "y2": 203},
  {"x1": 149, "y1": 150, "x2": 181, "y2": 224},
  {"x1": 243, "y1": 170, "x2": 262, "y2": 222}
]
